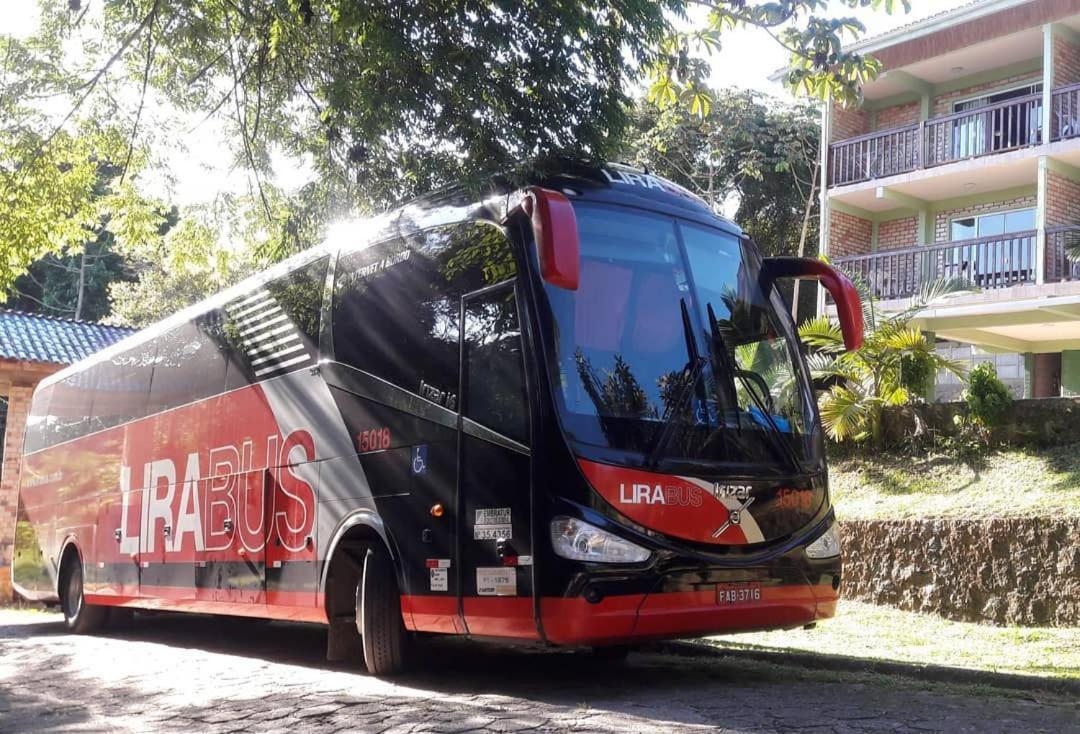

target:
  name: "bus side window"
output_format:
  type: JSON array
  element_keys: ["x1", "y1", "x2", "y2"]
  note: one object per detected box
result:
[
  {"x1": 463, "y1": 286, "x2": 528, "y2": 445},
  {"x1": 48, "y1": 374, "x2": 92, "y2": 445},
  {"x1": 23, "y1": 384, "x2": 53, "y2": 453},
  {"x1": 333, "y1": 237, "x2": 460, "y2": 396},
  {"x1": 219, "y1": 256, "x2": 329, "y2": 388},
  {"x1": 146, "y1": 320, "x2": 228, "y2": 415}
]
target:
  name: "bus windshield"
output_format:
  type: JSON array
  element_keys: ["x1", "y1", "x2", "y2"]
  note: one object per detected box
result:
[{"x1": 541, "y1": 202, "x2": 820, "y2": 472}]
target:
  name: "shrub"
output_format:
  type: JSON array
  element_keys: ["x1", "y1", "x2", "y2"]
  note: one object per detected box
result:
[{"x1": 964, "y1": 363, "x2": 1013, "y2": 427}]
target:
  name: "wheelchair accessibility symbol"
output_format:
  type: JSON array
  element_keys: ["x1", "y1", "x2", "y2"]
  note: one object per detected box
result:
[{"x1": 412, "y1": 445, "x2": 428, "y2": 475}]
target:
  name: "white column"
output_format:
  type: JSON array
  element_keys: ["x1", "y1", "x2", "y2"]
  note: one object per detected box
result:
[
  {"x1": 1037, "y1": 156, "x2": 1048, "y2": 285},
  {"x1": 817, "y1": 97, "x2": 832, "y2": 317},
  {"x1": 1044, "y1": 23, "x2": 1056, "y2": 144}
]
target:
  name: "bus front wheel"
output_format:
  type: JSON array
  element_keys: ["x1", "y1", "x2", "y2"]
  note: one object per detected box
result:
[
  {"x1": 356, "y1": 545, "x2": 411, "y2": 676},
  {"x1": 59, "y1": 555, "x2": 106, "y2": 634}
]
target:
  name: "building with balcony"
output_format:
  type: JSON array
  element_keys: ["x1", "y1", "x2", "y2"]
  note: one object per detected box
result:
[{"x1": 818, "y1": 0, "x2": 1080, "y2": 399}]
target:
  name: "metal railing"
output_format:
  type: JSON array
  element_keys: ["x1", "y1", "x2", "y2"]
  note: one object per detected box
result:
[
  {"x1": 829, "y1": 124, "x2": 920, "y2": 188},
  {"x1": 1051, "y1": 82, "x2": 1080, "y2": 141},
  {"x1": 1045, "y1": 224, "x2": 1080, "y2": 282},
  {"x1": 834, "y1": 231, "x2": 1037, "y2": 300},
  {"x1": 923, "y1": 93, "x2": 1042, "y2": 168},
  {"x1": 828, "y1": 88, "x2": 1079, "y2": 186}
]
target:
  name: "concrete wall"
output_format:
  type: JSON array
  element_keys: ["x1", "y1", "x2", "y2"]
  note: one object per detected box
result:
[
  {"x1": 840, "y1": 518, "x2": 1079, "y2": 626},
  {"x1": 933, "y1": 342, "x2": 1027, "y2": 402}
]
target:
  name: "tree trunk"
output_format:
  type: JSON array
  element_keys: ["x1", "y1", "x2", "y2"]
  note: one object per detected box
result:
[
  {"x1": 74, "y1": 247, "x2": 88, "y2": 321},
  {"x1": 791, "y1": 159, "x2": 820, "y2": 322}
]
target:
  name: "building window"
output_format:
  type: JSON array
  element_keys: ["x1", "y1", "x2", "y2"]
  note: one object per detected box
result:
[{"x1": 950, "y1": 208, "x2": 1036, "y2": 241}]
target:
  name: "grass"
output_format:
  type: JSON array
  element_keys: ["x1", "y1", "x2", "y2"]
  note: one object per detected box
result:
[
  {"x1": 702, "y1": 600, "x2": 1080, "y2": 680},
  {"x1": 827, "y1": 443, "x2": 1080, "y2": 520}
]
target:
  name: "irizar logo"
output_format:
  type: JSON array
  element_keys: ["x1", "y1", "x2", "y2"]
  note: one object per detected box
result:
[{"x1": 618, "y1": 483, "x2": 703, "y2": 507}]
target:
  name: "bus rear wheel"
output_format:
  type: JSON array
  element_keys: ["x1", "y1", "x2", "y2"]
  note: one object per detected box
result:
[
  {"x1": 60, "y1": 556, "x2": 106, "y2": 634},
  {"x1": 355, "y1": 545, "x2": 411, "y2": 676}
]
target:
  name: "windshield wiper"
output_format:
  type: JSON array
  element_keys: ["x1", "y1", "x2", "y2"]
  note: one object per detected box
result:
[
  {"x1": 706, "y1": 303, "x2": 803, "y2": 476},
  {"x1": 644, "y1": 298, "x2": 706, "y2": 470}
]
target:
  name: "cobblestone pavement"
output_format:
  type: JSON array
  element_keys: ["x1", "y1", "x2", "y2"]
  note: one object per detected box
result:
[{"x1": 0, "y1": 610, "x2": 1075, "y2": 733}]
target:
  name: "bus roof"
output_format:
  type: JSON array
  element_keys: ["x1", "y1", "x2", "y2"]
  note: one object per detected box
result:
[{"x1": 38, "y1": 161, "x2": 743, "y2": 391}]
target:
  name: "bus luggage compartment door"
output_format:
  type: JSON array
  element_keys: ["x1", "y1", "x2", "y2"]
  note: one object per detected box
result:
[{"x1": 458, "y1": 284, "x2": 536, "y2": 640}]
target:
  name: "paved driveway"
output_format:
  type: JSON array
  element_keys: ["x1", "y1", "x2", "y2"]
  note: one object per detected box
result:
[{"x1": 0, "y1": 610, "x2": 1075, "y2": 733}]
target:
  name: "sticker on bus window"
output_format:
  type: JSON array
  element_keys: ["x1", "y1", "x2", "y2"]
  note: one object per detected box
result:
[
  {"x1": 474, "y1": 508, "x2": 512, "y2": 540},
  {"x1": 430, "y1": 567, "x2": 448, "y2": 592},
  {"x1": 476, "y1": 567, "x2": 516, "y2": 596}
]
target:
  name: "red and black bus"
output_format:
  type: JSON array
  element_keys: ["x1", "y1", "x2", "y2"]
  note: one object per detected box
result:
[{"x1": 13, "y1": 161, "x2": 862, "y2": 675}]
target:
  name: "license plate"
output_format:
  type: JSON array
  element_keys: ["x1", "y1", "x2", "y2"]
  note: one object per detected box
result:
[{"x1": 716, "y1": 582, "x2": 761, "y2": 606}]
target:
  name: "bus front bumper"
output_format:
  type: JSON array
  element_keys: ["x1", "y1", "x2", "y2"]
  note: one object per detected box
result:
[{"x1": 540, "y1": 564, "x2": 840, "y2": 646}]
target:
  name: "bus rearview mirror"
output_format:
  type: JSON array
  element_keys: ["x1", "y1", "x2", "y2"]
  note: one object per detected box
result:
[
  {"x1": 760, "y1": 257, "x2": 864, "y2": 352},
  {"x1": 516, "y1": 186, "x2": 580, "y2": 290}
]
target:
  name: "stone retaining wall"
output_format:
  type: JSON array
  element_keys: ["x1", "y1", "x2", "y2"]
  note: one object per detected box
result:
[
  {"x1": 881, "y1": 397, "x2": 1080, "y2": 449},
  {"x1": 839, "y1": 518, "x2": 1080, "y2": 626}
]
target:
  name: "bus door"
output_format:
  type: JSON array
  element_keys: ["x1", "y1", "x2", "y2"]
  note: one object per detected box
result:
[{"x1": 457, "y1": 283, "x2": 535, "y2": 638}]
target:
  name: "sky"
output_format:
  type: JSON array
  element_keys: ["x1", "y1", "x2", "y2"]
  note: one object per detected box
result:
[{"x1": 6, "y1": 0, "x2": 965, "y2": 209}]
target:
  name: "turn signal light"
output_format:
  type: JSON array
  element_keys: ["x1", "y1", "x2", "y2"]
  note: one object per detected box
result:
[{"x1": 430, "y1": 503, "x2": 445, "y2": 518}]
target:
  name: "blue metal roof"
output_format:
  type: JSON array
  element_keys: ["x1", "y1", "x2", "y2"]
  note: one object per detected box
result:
[{"x1": 0, "y1": 309, "x2": 135, "y2": 366}]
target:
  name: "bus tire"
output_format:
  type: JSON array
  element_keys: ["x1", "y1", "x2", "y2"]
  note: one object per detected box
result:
[
  {"x1": 59, "y1": 555, "x2": 106, "y2": 634},
  {"x1": 356, "y1": 545, "x2": 410, "y2": 676}
]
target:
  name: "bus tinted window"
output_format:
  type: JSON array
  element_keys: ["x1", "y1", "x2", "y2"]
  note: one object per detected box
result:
[
  {"x1": 147, "y1": 320, "x2": 228, "y2": 414},
  {"x1": 464, "y1": 286, "x2": 528, "y2": 443},
  {"x1": 47, "y1": 374, "x2": 92, "y2": 445},
  {"x1": 334, "y1": 237, "x2": 456, "y2": 395},
  {"x1": 23, "y1": 384, "x2": 53, "y2": 454},
  {"x1": 221, "y1": 256, "x2": 328, "y2": 386},
  {"x1": 333, "y1": 222, "x2": 516, "y2": 398},
  {"x1": 90, "y1": 342, "x2": 157, "y2": 430}
]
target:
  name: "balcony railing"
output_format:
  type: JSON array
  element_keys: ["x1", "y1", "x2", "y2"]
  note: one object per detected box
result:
[
  {"x1": 834, "y1": 231, "x2": 1037, "y2": 300},
  {"x1": 1051, "y1": 83, "x2": 1080, "y2": 141},
  {"x1": 1046, "y1": 224, "x2": 1080, "y2": 282},
  {"x1": 828, "y1": 86, "x2": 1080, "y2": 187}
]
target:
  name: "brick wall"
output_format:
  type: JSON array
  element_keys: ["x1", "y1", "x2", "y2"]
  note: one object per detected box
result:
[
  {"x1": 877, "y1": 216, "x2": 919, "y2": 250},
  {"x1": 875, "y1": 100, "x2": 921, "y2": 130},
  {"x1": 932, "y1": 73, "x2": 1042, "y2": 117},
  {"x1": 828, "y1": 210, "x2": 872, "y2": 257},
  {"x1": 1045, "y1": 171, "x2": 1080, "y2": 226},
  {"x1": 0, "y1": 385, "x2": 33, "y2": 602},
  {"x1": 830, "y1": 102, "x2": 869, "y2": 143},
  {"x1": 933, "y1": 193, "x2": 1038, "y2": 243},
  {"x1": 1054, "y1": 36, "x2": 1080, "y2": 87}
]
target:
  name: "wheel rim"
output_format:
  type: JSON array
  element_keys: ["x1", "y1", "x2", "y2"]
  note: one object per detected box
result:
[{"x1": 64, "y1": 564, "x2": 82, "y2": 621}]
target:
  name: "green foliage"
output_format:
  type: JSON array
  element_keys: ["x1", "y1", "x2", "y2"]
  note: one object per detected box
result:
[
  {"x1": 628, "y1": 89, "x2": 819, "y2": 256},
  {"x1": 799, "y1": 277, "x2": 971, "y2": 447},
  {"x1": 108, "y1": 204, "x2": 265, "y2": 327},
  {"x1": 646, "y1": 1, "x2": 911, "y2": 114},
  {"x1": 899, "y1": 352, "x2": 934, "y2": 398},
  {"x1": 0, "y1": 35, "x2": 168, "y2": 304},
  {"x1": 964, "y1": 362, "x2": 1013, "y2": 428}
]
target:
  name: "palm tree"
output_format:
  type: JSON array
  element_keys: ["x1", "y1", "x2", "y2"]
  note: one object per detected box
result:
[{"x1": 798, "y1": 278, "x2": 973, "y2": 448}]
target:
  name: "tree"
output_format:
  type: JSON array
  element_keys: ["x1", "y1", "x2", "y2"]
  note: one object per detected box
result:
[
  {"x1": 629, "y1": 88, "x2": 820, "y2": 317},
  {"x1": 22, "y1": 0, "x2": 908, "y2": 263},
  {"x1": 630, "y1": 89, "x2": 818, "y2": 252},
  {"x1": 798, "y1": 279, "x2": 971, "y2": 448},
  {"x1": 0, "y1": 35, "x2": 167, "y2": 301},
  {"x1": 647, "y1": 0, "x2": 911, "y2": 115},
  {"x1": 108, "y1": 202, "x2": 265, "y2": 327}
]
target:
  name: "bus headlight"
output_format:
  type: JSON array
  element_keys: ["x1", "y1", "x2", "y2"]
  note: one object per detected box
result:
[
  {"x1": 550, "y1": 517, "x2": 651, "y2": 564},
  {"x1": 805, "y1": 522, "x2": 842, "y2": 559}
]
